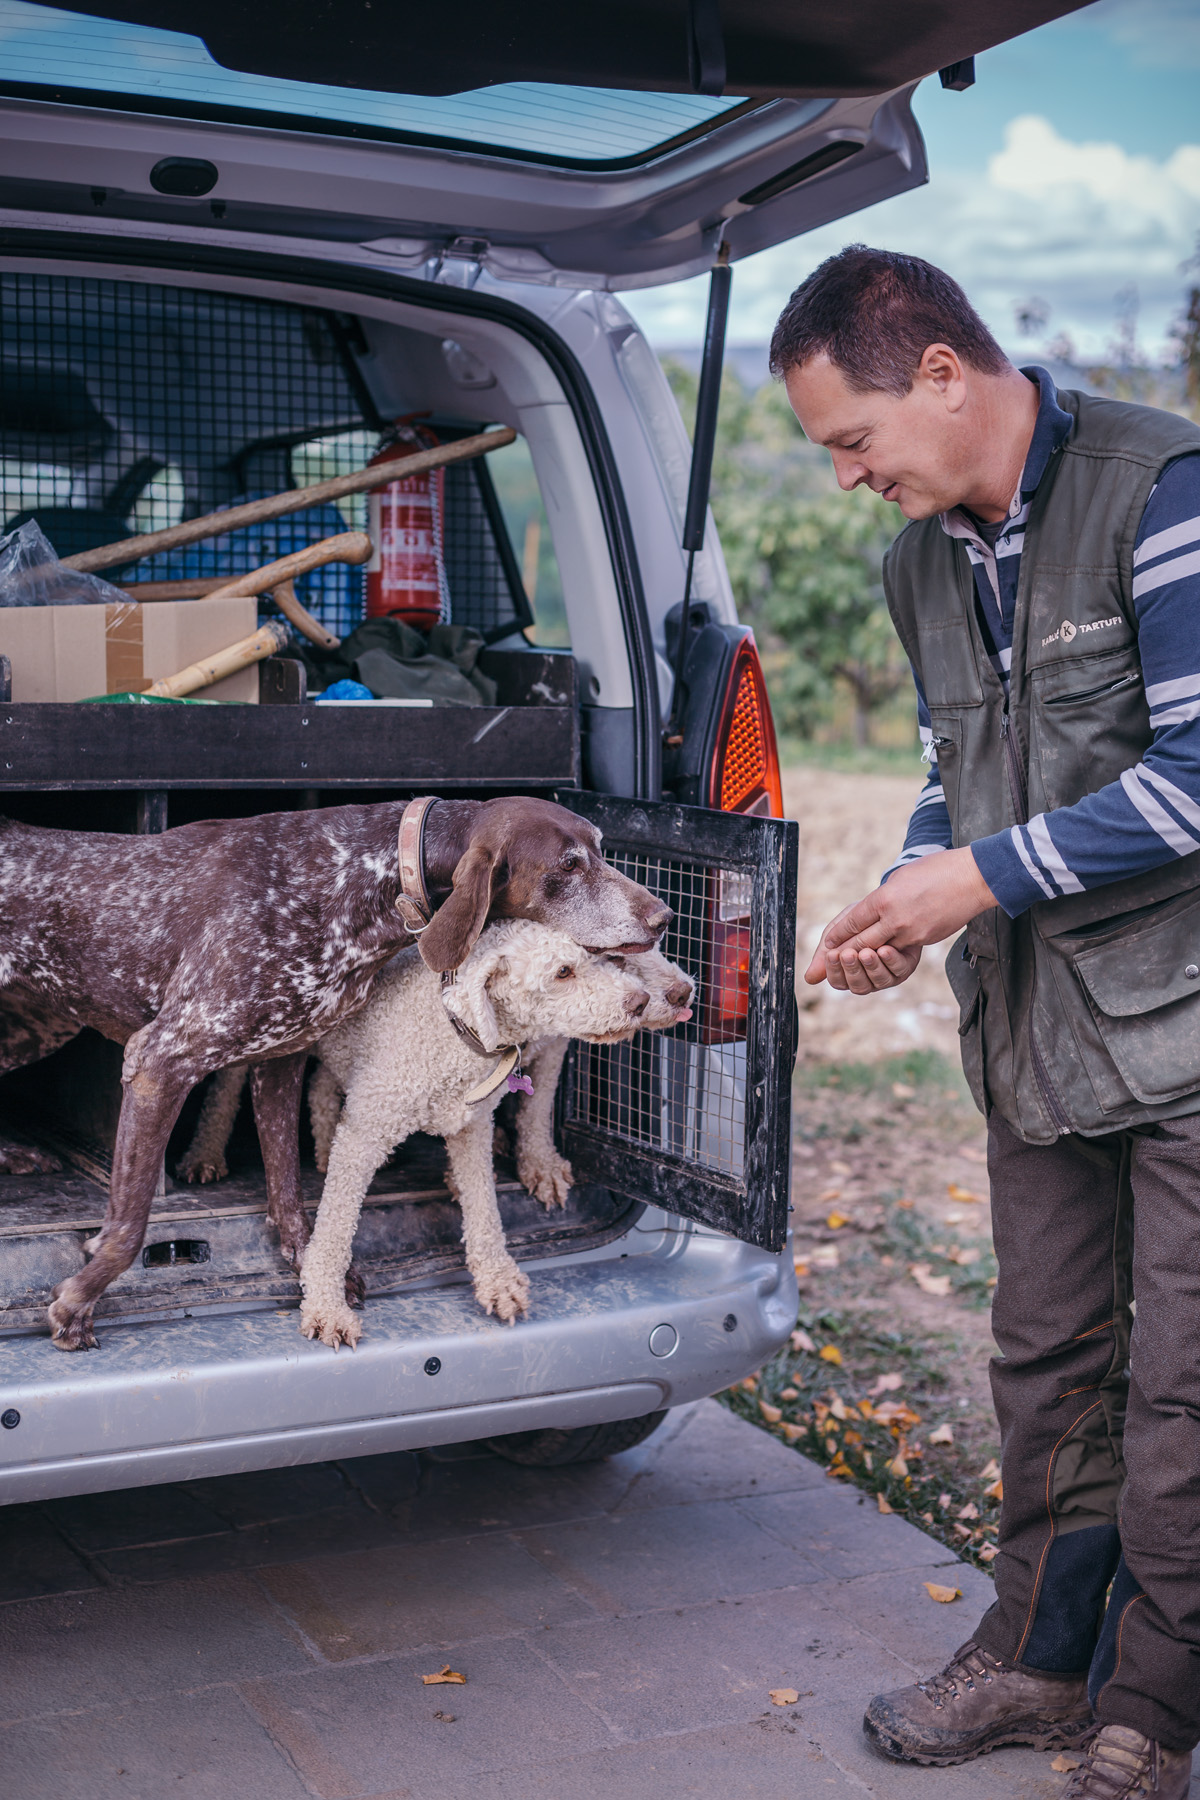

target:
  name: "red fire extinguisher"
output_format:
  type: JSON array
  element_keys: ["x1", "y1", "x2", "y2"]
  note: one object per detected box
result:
[{"x1": 365, "y1": 418, "x2": 449, "y2": 630}]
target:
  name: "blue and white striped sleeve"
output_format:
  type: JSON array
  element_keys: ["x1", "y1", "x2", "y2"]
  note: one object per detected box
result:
[
  {"x1": 882, "y1": 667, "x2": 954, "y2": 882},
  {"x1": 971, "y1": 454, "x2": 1200, "y2": 915}
]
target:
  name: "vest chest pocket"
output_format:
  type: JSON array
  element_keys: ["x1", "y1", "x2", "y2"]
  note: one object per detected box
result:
[
  {"x1": 1028, "y1": 650, "x2": 1151, "y2": 815},
  {"x1": 1072, "y1": 893, "x2": 1200, "y2": 1104}
]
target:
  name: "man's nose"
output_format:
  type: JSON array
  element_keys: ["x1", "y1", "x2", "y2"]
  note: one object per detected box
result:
[
  {"x1": 831, "y1": 453, "x2": 867, "y2": 492},
  {"x1": 623, "y1": 988, "x2": 650, "y2": 1018}
]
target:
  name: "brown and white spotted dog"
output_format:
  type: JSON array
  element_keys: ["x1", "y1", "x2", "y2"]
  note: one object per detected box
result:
[{"x1": 0, "y1": 797, "x2": 669, "y2": 1349}]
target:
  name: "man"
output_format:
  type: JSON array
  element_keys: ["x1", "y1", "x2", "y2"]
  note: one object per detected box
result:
[{"x1": 772, "y1": 246, "x2": 1200, "y2": 1798}]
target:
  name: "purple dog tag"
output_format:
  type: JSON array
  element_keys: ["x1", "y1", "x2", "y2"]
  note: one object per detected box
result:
[{"x1": 507, "y1": 1072, "x2": 534, "y2": 1096}]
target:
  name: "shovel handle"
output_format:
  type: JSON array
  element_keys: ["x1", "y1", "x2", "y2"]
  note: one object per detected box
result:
[{"x1": 144, "y1": 620, "x2": 291, "y2": 699}]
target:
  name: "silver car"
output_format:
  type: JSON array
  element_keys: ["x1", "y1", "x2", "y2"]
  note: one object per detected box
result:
[{"x1": 0, "y1": 0, "x2": 1069, "y2": 1502}]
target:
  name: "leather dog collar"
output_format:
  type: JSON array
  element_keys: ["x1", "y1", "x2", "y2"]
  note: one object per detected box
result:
[{"x1": 395, "y1": 795, "x2": 438, "y2": 935}]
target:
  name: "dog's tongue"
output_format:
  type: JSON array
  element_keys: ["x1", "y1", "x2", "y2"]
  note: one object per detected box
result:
[{"x1": 676, "y1": 1007, "x2": 693, "y2": 1022}]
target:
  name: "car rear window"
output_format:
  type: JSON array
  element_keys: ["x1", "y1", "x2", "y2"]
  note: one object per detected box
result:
[{"x1": 0, "y1": 0, "x2": 749, "y2": 166}]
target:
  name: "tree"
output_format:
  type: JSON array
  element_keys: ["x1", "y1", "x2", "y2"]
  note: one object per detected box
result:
[{"x1": 663, "y1": 357, "x2": 908, "y2": 744}]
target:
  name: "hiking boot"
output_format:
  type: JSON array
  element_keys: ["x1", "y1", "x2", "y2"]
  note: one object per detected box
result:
[
  {"x1": 863, "y1": 1639, "x2": 1092, "y2": 1766},
  {"x1": 1060, "y1": 1725, "x2": 1193, "y2": 1799}
]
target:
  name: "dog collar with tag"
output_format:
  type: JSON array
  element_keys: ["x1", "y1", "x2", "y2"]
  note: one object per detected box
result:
[
  {"x1": 395, "y1": 795, "x2": 438, "y2": 935},
  {"x1": 440, "y1": 968, "x2": 533, "y2": 1104}
]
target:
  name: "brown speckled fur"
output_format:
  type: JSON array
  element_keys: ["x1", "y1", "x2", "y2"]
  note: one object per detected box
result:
[{"x1": 0, "y1": 797, "x2": 669, "y2": 1348}]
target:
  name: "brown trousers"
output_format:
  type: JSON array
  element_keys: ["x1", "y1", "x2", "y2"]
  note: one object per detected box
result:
[{"x1": 974, "y1": 1113, "x2": 1200, "y2": 1751}]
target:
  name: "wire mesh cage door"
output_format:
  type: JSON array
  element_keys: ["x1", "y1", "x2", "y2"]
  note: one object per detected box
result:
[{"x1": 557, "y1": 794, "x2": 798, "y2": 1252}]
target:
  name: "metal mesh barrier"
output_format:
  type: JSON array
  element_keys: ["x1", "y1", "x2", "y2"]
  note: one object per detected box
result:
[
  {"x1": 0, "y1": 272, "x2": 531, "y2": 642},
  {"x1": 566, "y1": 850, "x2": 747, "y2": 1184}
]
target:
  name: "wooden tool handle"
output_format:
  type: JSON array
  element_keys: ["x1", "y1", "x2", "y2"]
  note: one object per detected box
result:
[
  {"x1": 204, "y1": 532, "x2": 370, "y2": 601},
  {"x1": 62, "y1": 426, "x2": 516, "y2": 574},
  {"x1": 266, "y1": 579, "x2": 341, "y2": 650},
  {"x1": 145, "y1": 619, "x2": 291, "y2": 699}
]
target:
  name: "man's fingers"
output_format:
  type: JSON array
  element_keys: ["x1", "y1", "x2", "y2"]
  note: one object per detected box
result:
[{"x1": 821, "y1": 891, "x2": 887, "y2": 951}]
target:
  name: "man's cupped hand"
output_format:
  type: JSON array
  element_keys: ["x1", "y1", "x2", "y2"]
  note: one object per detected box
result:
[{"x1": 804, "y1": 846, "x2": 998, "y2": 994}]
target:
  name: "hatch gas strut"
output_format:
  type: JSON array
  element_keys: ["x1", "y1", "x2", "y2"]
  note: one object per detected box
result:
[{"x1": 665, "y1": 240, "x2": 731, "y2": 746}]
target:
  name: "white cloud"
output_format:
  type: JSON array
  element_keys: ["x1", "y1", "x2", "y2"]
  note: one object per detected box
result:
[
  {"x1": 1087, "y1": 0, "x2": 1200, "y2": 71},
  {"x1": 625, "y1": 115, "x2": 1200, "y2": 362}
]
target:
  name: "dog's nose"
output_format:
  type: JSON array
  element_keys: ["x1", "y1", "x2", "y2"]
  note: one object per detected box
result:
[
  {"x1": 666, "y1": 980, "x2": 693, "y2": 1007},
  {"x1": 623, "y1": 988, "x2": 650, "y2": 1018},
  {"x1": 645, "y1": 904, "x2": 673, "y2": 935}
]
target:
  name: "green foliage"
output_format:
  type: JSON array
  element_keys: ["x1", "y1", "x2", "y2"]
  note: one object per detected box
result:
[{"x1": 662, "y1": 357, "x2": 909, "y2": 744}]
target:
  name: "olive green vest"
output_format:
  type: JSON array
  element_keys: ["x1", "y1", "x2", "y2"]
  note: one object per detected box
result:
[{"x1": 884, "y1": 390, "x2": 1200, "y2": 1142}]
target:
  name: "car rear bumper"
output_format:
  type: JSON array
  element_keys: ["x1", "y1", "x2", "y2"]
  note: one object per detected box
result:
[{"x1": 0, "y1": 1225, "x2": 797, "y2": 1503}]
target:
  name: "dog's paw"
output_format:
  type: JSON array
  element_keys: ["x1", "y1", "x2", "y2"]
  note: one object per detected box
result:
[
  {"x1": 474, "y1": 1260, "x2": 531, "y2": 1325},
  {"x1": 300, "y1": 1294, "x2": 362, "y2": 1350},
  {"x1": 177, "y1": 1152, "x2": 227, "y2": 1185},
  {"x1": 47, "y1": 1296, "x2": 98, "y2": 1351},
  {"x1": 0, "y1": 1140, "x2": 63, "y2": 1176},
  {"x1": 344, "y1": 1263, "x2": 366, "y2": 1310},
  {"x1": 518, "y1": 1151, "x2": 574, "y2": 1209}
]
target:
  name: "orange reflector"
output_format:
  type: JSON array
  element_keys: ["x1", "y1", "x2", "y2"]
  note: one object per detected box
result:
[{"x1": 709, "y1": 637, "x2": 783, "y2": 819}]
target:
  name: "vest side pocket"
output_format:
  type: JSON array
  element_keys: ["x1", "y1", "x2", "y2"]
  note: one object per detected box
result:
[
  {"x1": 1070, "y1": 893, "x2": 1200, "y2": 1104},
  {"x1": 945, "y1": 933, "x2": 987, "y2": 1115}
]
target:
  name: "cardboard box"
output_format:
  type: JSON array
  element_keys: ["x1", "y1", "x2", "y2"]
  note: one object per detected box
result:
[{"x1": 0, "y1": 595, "x2": 261, "y2": 703}]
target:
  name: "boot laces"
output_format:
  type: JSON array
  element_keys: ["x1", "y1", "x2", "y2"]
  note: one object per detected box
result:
[
  {"x1": 1062, "y1": 1725, "x2": 1162, "y2": 1798},
  {"x1": 917, "y1": 1641, "x2": 1007, "y2": 1708}
]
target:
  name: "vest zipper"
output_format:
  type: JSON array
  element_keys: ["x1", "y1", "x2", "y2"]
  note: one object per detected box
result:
[
  {"x1": 999, "y1": 710, "x2": 1028, "y2": 823},
  {"x1": 999, "y1": 709, "x2": 1070, "y2": 1134}
]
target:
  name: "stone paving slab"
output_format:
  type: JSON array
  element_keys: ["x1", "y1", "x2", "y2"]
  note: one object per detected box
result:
[{"x1": 1, "y1": 1398, "x2": 1196, "y2": 1800}]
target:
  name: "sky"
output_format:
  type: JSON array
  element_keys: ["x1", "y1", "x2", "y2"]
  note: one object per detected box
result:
[{"x1": 624, "y1": 0, "x2": 1200, "y2": 363}]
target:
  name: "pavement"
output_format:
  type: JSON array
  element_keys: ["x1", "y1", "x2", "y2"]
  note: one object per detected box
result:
[{"x1": 2, "y1": 1398, "x2": 1197, "y2": 1800}]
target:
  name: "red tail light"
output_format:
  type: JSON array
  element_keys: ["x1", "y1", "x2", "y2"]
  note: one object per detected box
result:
[
  {"x1": 700, "y1": 635, "x2": 782, "y2": 1044},
  {"x1": 707, "y1": 635, "x2": 783, "y2": 818}
]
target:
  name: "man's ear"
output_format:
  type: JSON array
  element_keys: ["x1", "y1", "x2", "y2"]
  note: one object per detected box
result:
[{"x1": 419, "y1": 842, "x2": 498, "y2": 971}]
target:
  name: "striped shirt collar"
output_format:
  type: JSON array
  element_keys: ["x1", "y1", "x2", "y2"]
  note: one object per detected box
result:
[{"x1": 938, "y1": 366, "x2": 1073, "y2": 550}]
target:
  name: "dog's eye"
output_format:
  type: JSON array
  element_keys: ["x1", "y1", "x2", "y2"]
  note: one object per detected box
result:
[
  {"x1": 561, "y1": 852, "x2": 581, "y2": 872},
  {"x1": 555, "y1": 964, "x2": 576, "y2": 980}
]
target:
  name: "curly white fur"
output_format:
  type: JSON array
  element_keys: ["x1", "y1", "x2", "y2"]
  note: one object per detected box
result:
[{"x1": 298, "y1": 920, "x2": 670, "y2": 1348}]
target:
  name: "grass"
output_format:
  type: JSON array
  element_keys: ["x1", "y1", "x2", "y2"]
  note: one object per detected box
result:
[{"x1": 776, "y1": 738, "x2": 924, "y2": 779}]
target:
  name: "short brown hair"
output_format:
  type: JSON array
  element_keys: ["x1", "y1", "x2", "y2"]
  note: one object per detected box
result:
[{"x1": 769, "y1": 245, "x2": 1008, "y2": 395}]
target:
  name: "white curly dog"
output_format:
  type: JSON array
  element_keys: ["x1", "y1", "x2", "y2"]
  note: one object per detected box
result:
[{"x1": 272, "y1": 922, "x2": 692, "y2": 1348}]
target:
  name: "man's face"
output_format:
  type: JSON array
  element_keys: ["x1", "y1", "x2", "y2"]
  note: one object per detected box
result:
[{"x1": 783, "y1": 349, "x2": 971, "y2": 520}]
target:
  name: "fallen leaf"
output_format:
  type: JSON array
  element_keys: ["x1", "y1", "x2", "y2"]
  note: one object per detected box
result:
[
  {"x1": 824, "y1": 1436, "x2": 838, "y2": 1456},
  {"x1": 780, "y1": 1386, "x2": 799, "y2": 1401},
  {"x1": 886, "y1": 1454, "x2": 909, "y2": 1478},
  {"x1": 957, "y1": 1502, "x2": 980, "y2": 1520},
  {"x1": 432, "y1": 1711, "x2": 456, "y2": 1723},
  {"x1": 816, "y1": 1186, "x2": 842, "y2": 1203},
  {"x1": 947, "y1": 1183, "x2": 985, "y2": 1204},
  {"x1": 895, "y1": 1197, "x2": 915, "y2": 1209},
  {"x1": 790, "y1": 1328, "x2": 817, "y2": 1353},
  {"x1": 868, "y1": 1372, "x2": 904, "y2": 1397},
  {"x1": 977, "y1": 1543, "x2": 999, "y2": 1563},
  {"x1": 828, "y1": 1395, "x2": 849, "y2": 1421},
  {"x1": 877, "y1": 1493, "x2": 893, "y2": 1514},
  {"x1": 422, "y1": 1665, "x2": 466, "y2": 1686},
  {"x1": 944, "y1": 1210, "x2": 965, "y2": 1224},
  {"x1": 928, "y1": 1423, "x2": 955, "y2": 1446},
  {"x1": 782, "y1": 1422, "x2": 805, "y2": 1444},
  {"x1": 959, "y1": 1145, "x2": 988, "y2": 1164},
  {"x1": 809, "y1": 1244, "x2": 840, "y2": 1269},
  {"x1": 921, "y1": 1511, "x2": 934, "y2": 1524},
  {"x1": 892, "y1": 1081, "x2": 916, "y2": 1099},
  {"x1": 874, "y1": 1400, "x2": 922, "y2": 1432},
  {"x1": 769, "y1": 1688, "x2": 800, "y2": 1707},
  {"x1": 793, "y1": 1260, "x2": 811, "y2": 1278},
  {"x1": 979, "y1": 1458, "x2": 1001, "y2": 1480},
  {"x1": 759, "y1": 1401, "x2": 782, "y2": 1424},
  {"x1": 938, "y1": 1492, "x2": 952, "y2": 1509},
  {"x1": 923, "y1": 1582, "x2": 962, "y2": 1604},
  {"x1": 984, "y1": 1478, "x2": 1003, "y2": 1501},
  {"x1": 829, "y1": 1158, "x2": 852, "y2": 1176},
  {"x1": 952, "y1": 1522, "x2": 972, "y2": 1539},
  {"x1": 910, "y1": 1263, "x2": 953, "y2": 1298},
  {"x1": 740, "y1": 1375, "x2": 759, "y2": 1391},
  {"x1": 819, "y1": 1344, "x2": 843, "y2": 1364},
  {"x1": 1051, "y1": 1754, "x2": 1082, "y2": 1773},
  {"x1": 826, "y1": 1210, "x2": 850, "y2": 1230},
  {"x1": 946, "y1": 1245, "x2": 981, "y2": 1266}
]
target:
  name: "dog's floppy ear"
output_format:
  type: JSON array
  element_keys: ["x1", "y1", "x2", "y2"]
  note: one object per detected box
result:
[
  {"x1": 443, "y1": 945, "x2": 508, "y2": 1052},
  {"x1": 419, "y1": 842, "x2": 498, "y2": 972}
]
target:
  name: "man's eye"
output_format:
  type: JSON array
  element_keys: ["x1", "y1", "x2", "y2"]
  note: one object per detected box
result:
[{"x1": 556, "y1": 965, "x2": 575, "y2": 980}]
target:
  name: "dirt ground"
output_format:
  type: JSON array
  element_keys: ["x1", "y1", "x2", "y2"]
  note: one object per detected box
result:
[
  {"x1": 782, "y1": 762, "x2": 962, "y2": 1065},
  {"x1": 722, "y1": 763, "x2": 1003, "y2": 1567}
]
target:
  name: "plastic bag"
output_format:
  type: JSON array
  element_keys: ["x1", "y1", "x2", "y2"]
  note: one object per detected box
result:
[{"x1": 0, "y1": 520, "x2": 134, "y2": 608}]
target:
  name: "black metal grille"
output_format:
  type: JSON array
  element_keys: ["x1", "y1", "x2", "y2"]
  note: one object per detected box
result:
[
  {"x1": 558, "y1": 795, "x2": 799, "y2": 1253},
  {"x1": 0, "y1": 272, "x2": 532, "y2": 643}
]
